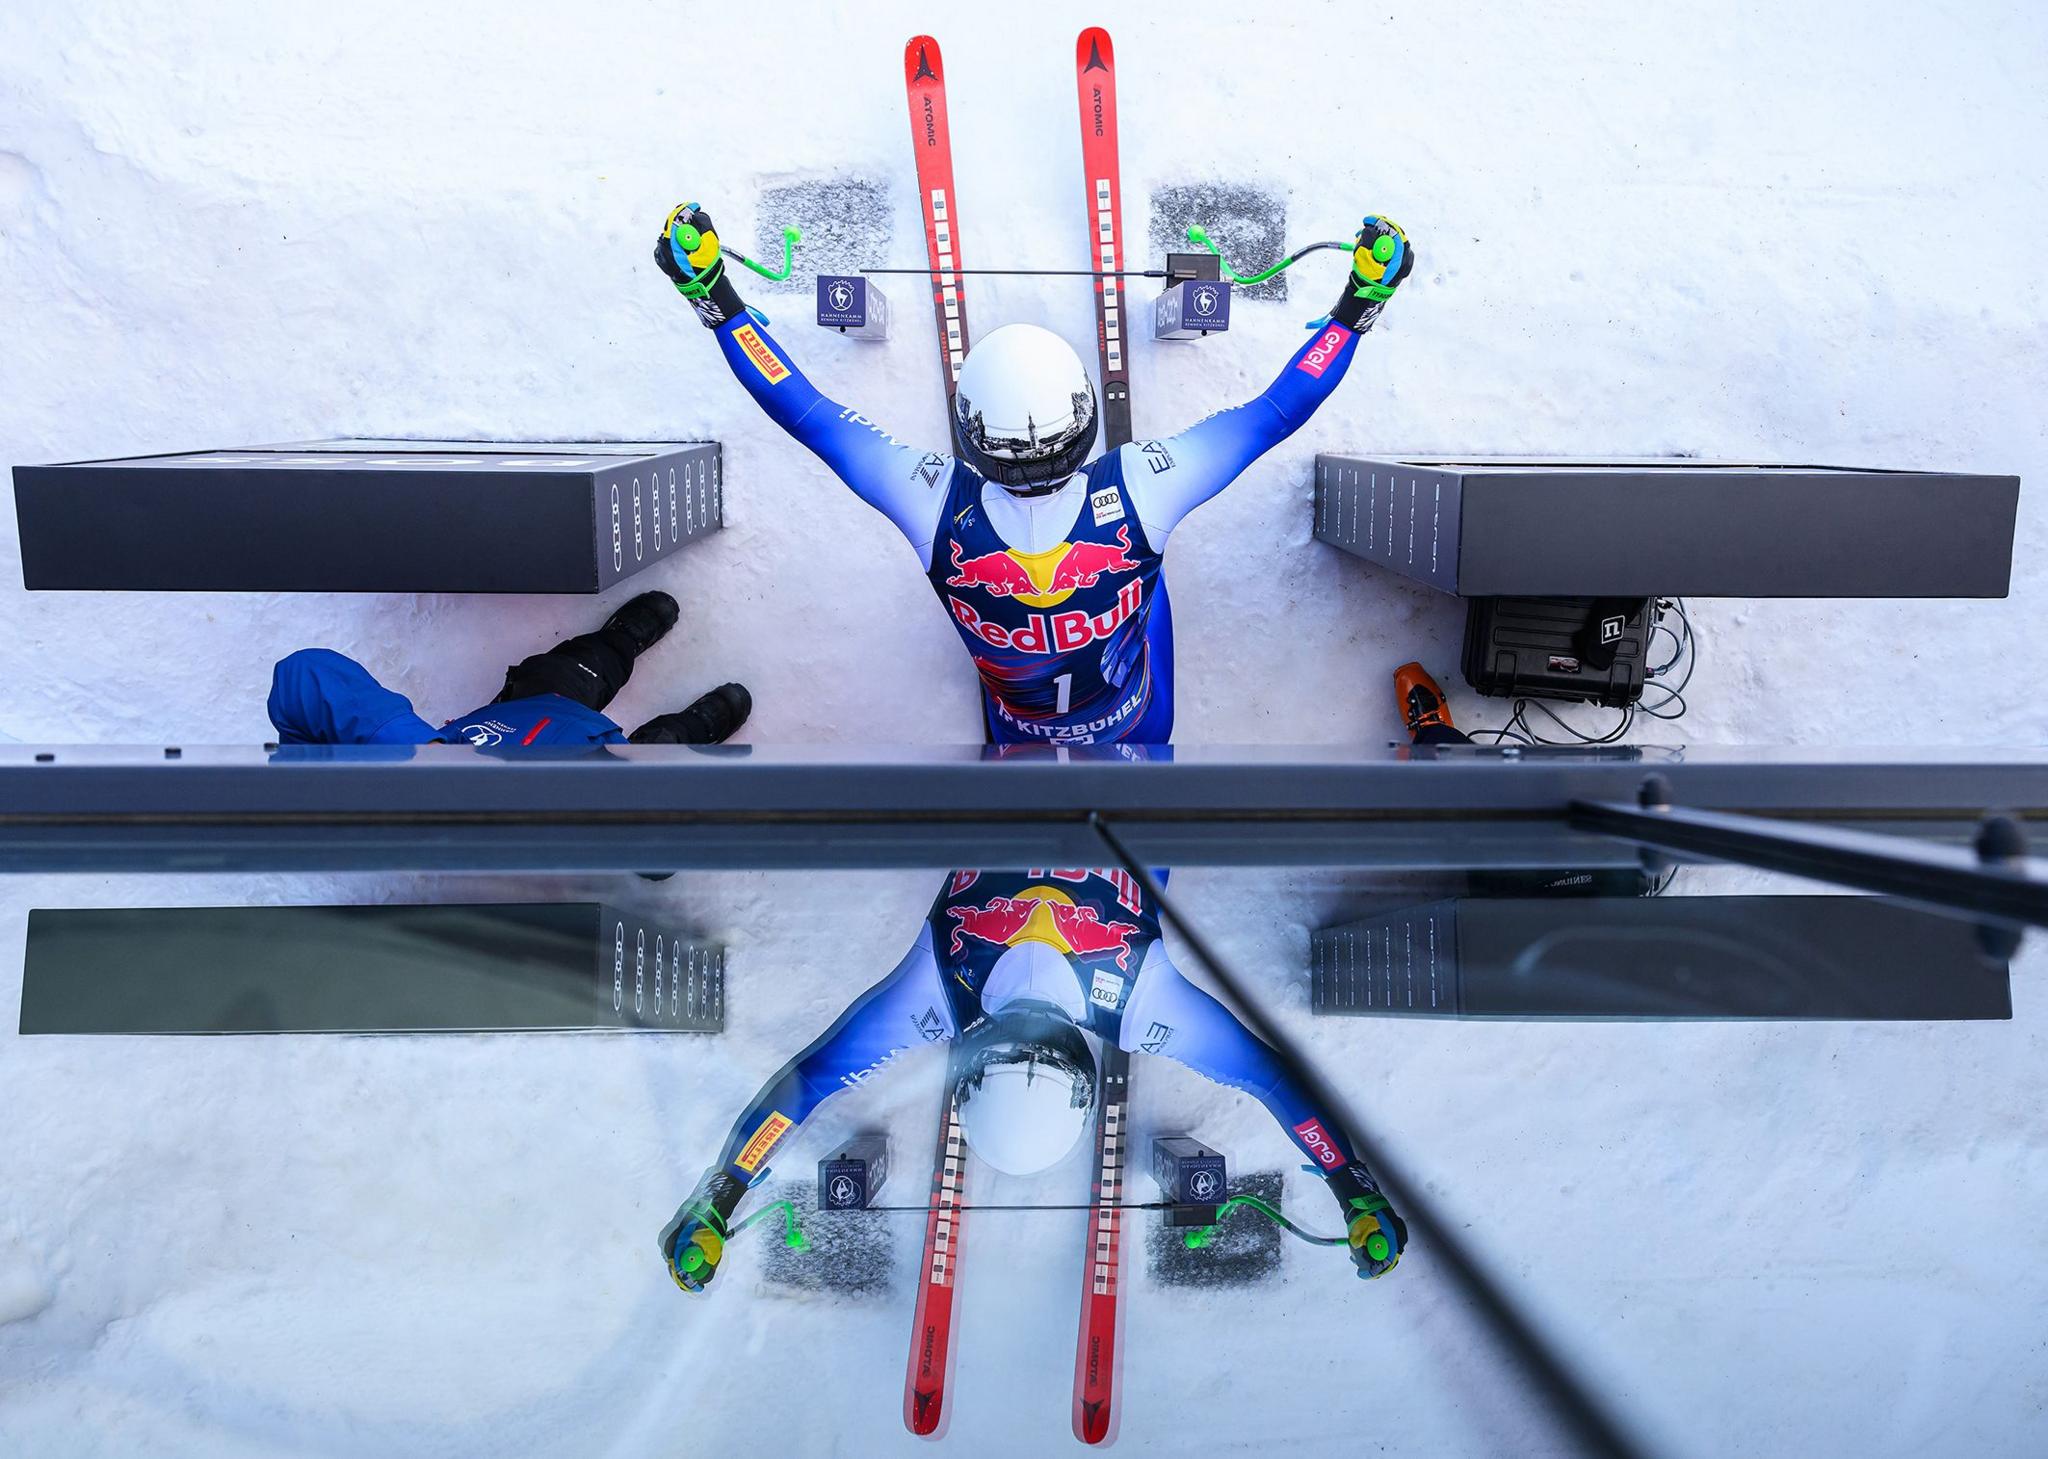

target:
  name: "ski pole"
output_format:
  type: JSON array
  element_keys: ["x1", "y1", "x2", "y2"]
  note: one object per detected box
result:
[
  {"x1": 1181, "y1": 1193, "x2": 1349, "y2": 1252},
  {"x1": 665, "y1": 214, "x2": 802, "y2": 286},
  {"x1": 729, "y1": 1197, "x2": 810, "y2": 1251},
  {"x1": 726, "y1": 224, "x2": 802, "y2": 283},
  {"x1": 1183, "y1": 225, "x2": 1351, "y2": 286}
]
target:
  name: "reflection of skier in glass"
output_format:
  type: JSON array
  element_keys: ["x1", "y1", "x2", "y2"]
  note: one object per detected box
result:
[
  {"x1": 652, "y1": 202, "x2": 1413, "y2": 745},
  {"x1": 661, "y1": 868, "x2": 1406, "y2": 1295}
]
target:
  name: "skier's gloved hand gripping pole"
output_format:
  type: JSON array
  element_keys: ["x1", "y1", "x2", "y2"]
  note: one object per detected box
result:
[
  {"x1": 1332, "y1": 215, "x2": 1413, "y2": 331},
  {"x1": 658, "y1": 932, "x2": 948, "y2": 1294},
  {"x1": 660, "y1": 1168, "x2": 745, "y2": 1295},
  {"x1": 654, "y1": 203, "x2": 799, "y2": 326},
  {"x1": 661, "y1": 1169, "x2": 811, "y2": 1295}
]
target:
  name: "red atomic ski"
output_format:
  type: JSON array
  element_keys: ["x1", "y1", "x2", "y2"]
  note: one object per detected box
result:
[
  {"x1": 904, "y1": 1074, "x2": 970, "y2": 1438},
  {"x1": 903, "y1": 35, "x2": 972, "y2": 418},
  {"x1": 1073, "y1": 1043, "x2": 1132, "y2": 1444},
  {"x1": 1074, "y1": 25, "x2": 1132, "y2": 449},
  {"x1": 1073, "y1": 27, "x2": 1135, "y2": 1446}
]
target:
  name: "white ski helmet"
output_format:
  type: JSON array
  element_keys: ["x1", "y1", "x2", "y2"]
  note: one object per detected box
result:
[
  {"x1": 955, "y1": 1004, "x2": 1097, "y2": 1176},
  {"x1": 953, "y1": 323, "x2": 1099, "y2": 489}
]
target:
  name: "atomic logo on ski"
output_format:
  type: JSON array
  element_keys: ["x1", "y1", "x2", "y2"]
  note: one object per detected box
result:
[
  {"x1": 912, "y1": 42, "x2": 937, "y2": 83},
  {"x1": 1082, "y1": 37, "x2": 1109, "y2": 73}
]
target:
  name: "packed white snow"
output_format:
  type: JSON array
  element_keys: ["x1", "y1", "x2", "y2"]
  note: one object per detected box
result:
[{"x1": 2, "y1": 1, "x2": 2046, "y2": 1455}]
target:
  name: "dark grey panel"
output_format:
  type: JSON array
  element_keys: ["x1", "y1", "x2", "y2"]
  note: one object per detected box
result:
[
  {"x1": 1311, "y1": 896, "x2": 2011, "y2": 1020},
  {"x1": 591, "y1": 452, "x2": 722, "y2": 589},
  {"x1": 14, "y1": 440, "x2": 720, "y2": 593},
  {"x1": 1313, "y1": 457, "x2": 1460, "y2": 593},
  {"x1": 1313, "y1": 455, "x2": 2020, "y2": 598},
  {"x1": 21, "y1": 903, "x2": 724, "y2": 1034}
]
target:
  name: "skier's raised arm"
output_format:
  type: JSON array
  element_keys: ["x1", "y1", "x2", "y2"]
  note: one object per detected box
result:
[
  {"x1": 653, "y1": 204, "x2": 951, "y2": 556},
  {"x1": 660, "y1": 928, "x2": 953, "y2": 1295},
  {"x1": 1119, "y1": 217, "x2": 1414, "y2": 548},
  {"x1": 1118, "y1": 946, "x2": 1408, "y2": 1279}
]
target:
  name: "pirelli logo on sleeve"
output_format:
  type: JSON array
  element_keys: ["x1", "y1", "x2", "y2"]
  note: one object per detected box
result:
[
  {"x1": 732, "y1": 323, "x2": 791, "y2": 385},
  {"x1": 735, "y1": 1111, "x2": 794, "y2": 1172}
]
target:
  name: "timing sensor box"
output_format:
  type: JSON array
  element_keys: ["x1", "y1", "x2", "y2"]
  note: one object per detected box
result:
[
  {"x1": 816, "y1": 275, "x2": 889, "y2": 339},
  {"x1": 1151, "y1": 1135, "x2": 1227, "y2": 1224},
  {"x1": 1311, "y1": 456, "x2": 2020, "y2": 598},
  {"x1": 14, "y1": 438, "x2": 722, "y2": 593},
  {"x1": 1153, "y1": 279, "x2": 1232, "y2": 340},
  {"x1": 819, "y1": 1134, "x2": 891, "y2": 1210}
]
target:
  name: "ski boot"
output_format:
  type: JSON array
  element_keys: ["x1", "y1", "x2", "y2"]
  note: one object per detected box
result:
[
  {"x1": 631, "y1": 683, "x2": 752, "y2": 745},
  {"x1": 603, "y1": 590, "x2": 680, "y2": 659},
  {"x1": 1395, "y1": 661, "x2": 1457, "y2": 741}
]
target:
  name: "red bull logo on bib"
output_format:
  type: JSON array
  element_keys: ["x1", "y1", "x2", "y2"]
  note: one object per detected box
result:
[
  {"x1": 947, "y1": 883, "x2": 1142, "y2": 970},
  {"x1": 946, "y1": 525, "x2": 1139, "y2": 607}
]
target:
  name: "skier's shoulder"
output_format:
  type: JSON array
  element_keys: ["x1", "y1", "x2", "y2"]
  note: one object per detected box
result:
[
  {"x1": 1106, "y1": 435, "x2": 1190, "y2": 484},
  {"x1": 1098, "y1": 438, "x2": 1181, "y2": 525}
]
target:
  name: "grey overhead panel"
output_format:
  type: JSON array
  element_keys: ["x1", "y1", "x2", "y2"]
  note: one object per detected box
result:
[
  {"x1": 13, "y1": 438, "x2": 722, "y2": 593},
  {"x1": 20, "y1": 902, "x2": 725, "y2": 1034},
  {"x1": 1311, "y1": 456, "x2": 2020, "y2": 598},
  {"x1": 1310, "y1": 896, "x2": 2012, "y2": 1021},
  {"x1": 5, "y1": 743, "x2": 2048, "y2": 880}
]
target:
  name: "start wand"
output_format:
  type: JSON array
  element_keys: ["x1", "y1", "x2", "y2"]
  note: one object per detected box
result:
[{"x1": 859, "y1": 227, "x2": 1352, "y2": 284}]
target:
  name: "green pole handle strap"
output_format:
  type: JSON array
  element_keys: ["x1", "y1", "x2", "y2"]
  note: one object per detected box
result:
[
  {"x1": 730, "y1": 225, "x2": 803, "y2": 283},
  {"x1": 729, "y1": 1198, "x2": 810, "y2": 1252},
  {"x1": 1184, "y1": 225, "x2": 1350, "y2": 288},
  {"x1": 1181, "y1": 1193, "x2": 1350, "y2": 1252},
  {"x1": 1186, "y1": 224, "x2": 1292, "y2": 286}
]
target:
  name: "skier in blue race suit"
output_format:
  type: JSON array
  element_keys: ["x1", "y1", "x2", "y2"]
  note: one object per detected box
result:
[
  {"x1": 661, "y1": 867, "x2": 1407, "y2": 1294},
  {"x1": 652, "y1": 202, "x2": 1414, "y2": 745},
  {"x1": 266, "y1": 591, "x2": 752, "y2": 748}
]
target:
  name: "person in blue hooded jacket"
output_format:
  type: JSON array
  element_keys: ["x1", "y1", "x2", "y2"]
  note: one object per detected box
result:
[{"x1": 267, "y1": 591, "x2": 751, "y2": 748}]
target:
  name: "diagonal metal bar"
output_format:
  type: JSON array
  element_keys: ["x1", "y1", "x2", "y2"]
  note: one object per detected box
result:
[
  {"x1": 1088, "y1": 813, "x2": 1650, "y2": 1459},
  {"x1": 1570, "y1": 799, "x2": 2048, "y2": 930}
]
